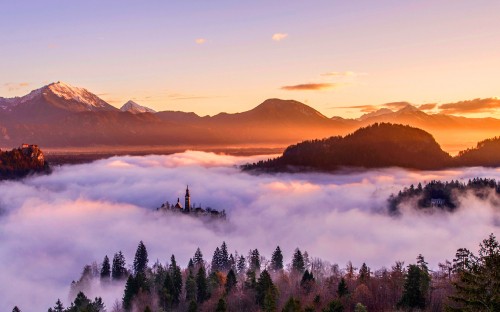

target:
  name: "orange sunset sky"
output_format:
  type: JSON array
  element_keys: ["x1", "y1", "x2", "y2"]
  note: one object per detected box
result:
[{"x1": 1, "y1": 1, "x2": 499, "y2": 119}]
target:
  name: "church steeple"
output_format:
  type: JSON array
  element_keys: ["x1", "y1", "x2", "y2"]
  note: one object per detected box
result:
[{"x1": 184, "y1": 185, "x2": 191, "y2": 212}]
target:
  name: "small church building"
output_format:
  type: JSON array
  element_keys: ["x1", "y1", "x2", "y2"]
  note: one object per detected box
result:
[{"x1": 158, "y1": 186, "x2": 226, "y2": 218}]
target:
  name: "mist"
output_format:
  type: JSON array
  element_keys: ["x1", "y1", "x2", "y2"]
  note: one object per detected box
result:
[{"x1": 0, "y1": 151, "x2": 498, "y2": 310}]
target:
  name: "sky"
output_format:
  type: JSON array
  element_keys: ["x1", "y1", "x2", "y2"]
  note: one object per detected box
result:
[
  {"x1": 1, "y1": 1, "x2": 500, "y2": 118},
  {"x1": 0, "y1": 151, "x2": 499, "y2": 310}
]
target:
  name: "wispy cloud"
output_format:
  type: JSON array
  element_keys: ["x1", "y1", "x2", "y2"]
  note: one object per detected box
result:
[
  {"x1": 333, "y1": 105, "x2": 379, "y2": 113},
  {"x1": 383, "y1": 102, "x2": 411, "y2": 110},
  {"x1": 195, "y1": 38, "x2": 206, "y2": 44},
  {"x1": 281, "y1": 83, "x2": 337, "y2": 91},
  {"x1": 272, "y1": 33, "x2": 288, "y2": 41},
  {"x1": 419, "y1": 103, "x2": 437, "y2": 111},
  {"x1": 438, "y1": 98, "x2": 500, "y2": 114},
  {"x1": 3, "y1": 82, "x2": 30, "y2": 91}
]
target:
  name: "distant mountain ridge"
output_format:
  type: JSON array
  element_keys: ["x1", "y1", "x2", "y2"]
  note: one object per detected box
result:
[{"x1": 0, "y1": 82, "x2": 499, "y2": 150}]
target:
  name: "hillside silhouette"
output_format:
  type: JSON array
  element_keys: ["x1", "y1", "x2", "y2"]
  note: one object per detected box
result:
[
  {"x1": 243, "y1": 123, "x2": 452, "y2": 171},
  {"x1": 454, "y1": 137, "x2": 500, "y2": 167}
]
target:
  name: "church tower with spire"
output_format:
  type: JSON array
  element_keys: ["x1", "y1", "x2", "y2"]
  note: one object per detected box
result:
[{"x1": 184, "y1": 185, "x2": 191, "y2": 212}]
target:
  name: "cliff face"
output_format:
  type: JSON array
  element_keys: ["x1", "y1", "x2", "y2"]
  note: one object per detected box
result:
[{"x1": 0, "y1": 144, "x2": 49, "y2": 179}]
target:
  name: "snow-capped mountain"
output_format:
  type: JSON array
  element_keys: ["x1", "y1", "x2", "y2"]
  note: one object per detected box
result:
[
  {"x1": 0, "y1": 81, "x2": 117, "y2": 114},
  {"x1": 120, "y1": 100, "x2": 156, "y2": 114}
]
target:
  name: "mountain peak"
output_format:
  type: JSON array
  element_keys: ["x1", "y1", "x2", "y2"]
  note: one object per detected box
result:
[
  {"x1": 120, "y1": 100, "x2": 156, "y2": 114},
  {"x1": 40, "y1": 81, "x2": 116, "y2": 112},
  {"x1": 252, "y1": 98, "x2": 328, "y2": 119},
  {"x1": 358, "y1": 108, "x2": 393, "y2": 121},
  {"x1": 396, "y1": 104, "x2": 421, "y2": 113}
]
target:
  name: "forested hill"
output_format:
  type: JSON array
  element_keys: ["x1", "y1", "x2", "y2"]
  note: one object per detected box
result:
[
  {"x1": 0, "y1": 144, "x2": 50, "y2": 179},
  {"x1": 454, "y1": 136, "x2": 500, "y2": 167},
  {"x1": 243, "y1": 123, "x2": 452, "y2": 171},
  {"x1": 388, "y1": 178, "x2": 500, "y2": 214}
]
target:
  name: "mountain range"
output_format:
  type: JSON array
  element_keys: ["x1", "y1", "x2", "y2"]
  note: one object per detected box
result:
[{"x1": 0, "y1": 82, "x2": 499, "y2": 152}]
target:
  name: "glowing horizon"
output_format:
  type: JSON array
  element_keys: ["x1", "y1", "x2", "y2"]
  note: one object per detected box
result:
[{"x1": 1, "y1": 1, "x2": 500, "y2": 119}]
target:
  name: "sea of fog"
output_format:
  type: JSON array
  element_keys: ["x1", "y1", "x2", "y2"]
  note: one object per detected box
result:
[{"x1": 1, "y1": 151, "x2": 499, "y2": 310}]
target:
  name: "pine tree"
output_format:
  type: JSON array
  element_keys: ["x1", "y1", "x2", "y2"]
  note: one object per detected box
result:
[
  {"x1": 452, "y1": 248, "x2": 473, "y2": 273},
  {"x1": 220, "y1": 242, "x2": 230, "y2": 271},
  {"x1": 185, "y1": 270, "x2": 197, "y2": 302},
  {"x1": 112, "y1": 251, "x2": 126, "y2": 280},
  {"x1": 12, "y1": 307, "x2": 21, "y2": 312},
  {"x1": 215, "y1": 298, "x2": 227, "y2": 312},
  {"x1": 72, "y1": 291, "x2": 92, "y2": 310},
  {"x1": 270, "y1": 246, "x2": 284, "y2": 271},
  {"x1": 249, "y1": 249, "x2": 261, "y2": 272},
  {"x1": 100, "y1": 255, "x2": 111, "y2": 281},
  {"x1": 225, "y1": 269, "x2": 237, "y2": 293},
  {"x1": 169, "y1": 254, "x2": 183, "y2": 304},
  {"x1": 301, "y1": 270, "x2": 315, "y2": 293},
  {"x1": 237, "y1": 255, "x2": 247, "y2": 274},
  {"x1": 196, "y1": 266, "x2": 208, "y2": 303},
  {"x1": 447, "y1": 233, "x2": 500, "y2": 311},
  {"x1": 52, "y1": 299, "x2": 64, "y2": 312},
  {"x1": 193, "y1": 247, "x2": 204, "y2": 268},
  {"x1": 212, "y1": 247, "x2": 221, "y2": 272},
  {"x1": 292, "y1": 248, "x2": 305, "y2": 274},
  {"x1": 133, "y1": 241, "x2": 149, "y2": 275},
  {"x1": 337, "y1": 277, "x2": 348, "y2": 298},
  {"x1": 245, "y1": 269, "x2": 257, "y2": 289},
  {"x1": 256, "y1": 270, "x2": 277, "y2": 310},
  {"x1": 358, "y1": 263, "x2": 370, "y2": 283},
  {"x1": 123, "y1": 275, "x2": 139, "y2": 310},
  {"x1": 398, "y1": 264, "x2": 426, "y2": 310},
  {"x1": 162, "y1": 271, "x2": 174, "y2": 308},
  {"x1": 187, "y1": 258, "x2": 195, "y2": 273}
]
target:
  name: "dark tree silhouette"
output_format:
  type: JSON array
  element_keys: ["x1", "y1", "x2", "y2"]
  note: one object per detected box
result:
[
  {"x1": 337, "y1": 278, "x2": 348, "y2": 298},
  {"x1": 447, "y1": 233, "x2": 500, "y2": 311},
  {"x1": 100, "y1": 255, "x2": 110, "y2": 281},
  {"x1": 225, "y1": 269, "x2": 237, "y2": 294},
  {"x1": 193, "y1": 247, "x2": 204, "y2": 268},
  {"x1": 133, "y1": 241, "x2": 148, "y2": 275},
  {"x1": 292, "y1": 248, "x2": 305, "y2": 274},
  {"x1": 196, "y1": 266, "x2": 208, "y2": 303},
  {"x1": 256, "y1": 270, "x2": 278, "y2": 311},
  {"x1": 249, "y1": 249, "x2": 261, "y2": 272},
  {"x1": 271, "y1": 246, "x2": 284, "y2": 271},
  {"x1": 185, "y1": 270, "x2": 197, "y2": 302},
  {"x1": 112, "y1": 251, "x2": 126, "y2": 280},
  {"x1": 398, "y1": 264, "x2": 426, "y2": 310}
]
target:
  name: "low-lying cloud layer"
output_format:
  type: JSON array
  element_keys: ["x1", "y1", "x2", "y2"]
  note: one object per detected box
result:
[{"x1": 1, "y1": 151, "x2": 499, "y2": 310}]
